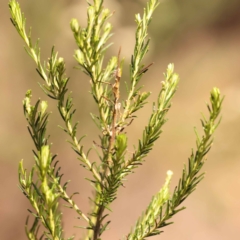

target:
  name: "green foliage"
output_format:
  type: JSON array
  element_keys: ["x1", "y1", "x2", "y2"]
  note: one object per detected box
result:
[{"x1": 9, "y1": 0, "x2": 223, "y2": 239}]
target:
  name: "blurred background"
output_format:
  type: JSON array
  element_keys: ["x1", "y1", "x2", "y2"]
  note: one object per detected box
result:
[{"x1": 1, "y1": 0, "x2": 240, "y2": 239}]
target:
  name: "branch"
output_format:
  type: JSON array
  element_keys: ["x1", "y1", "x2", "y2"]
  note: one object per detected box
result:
[{"x1": 127, "y1": 88, "x2": 224, "y2": 239}]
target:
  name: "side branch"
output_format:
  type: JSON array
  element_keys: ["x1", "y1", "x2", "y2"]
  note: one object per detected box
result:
[
  {"x1": 9, "y1": 0, "x2": 101, "y2": 183},
  {"x1": 127, "y1": 88, "x2": 223, "y2": 239}
]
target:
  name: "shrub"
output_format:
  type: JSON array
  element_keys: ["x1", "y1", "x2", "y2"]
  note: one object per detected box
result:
[{"x1": 9, "y1": 0, "x2": 223, "y2": 239}]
